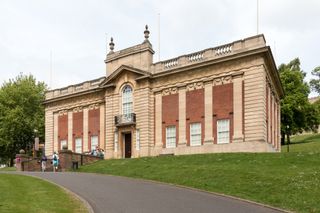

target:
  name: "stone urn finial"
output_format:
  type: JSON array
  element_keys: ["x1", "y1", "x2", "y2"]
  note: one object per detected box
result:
[
  {"x1": 109, "y1": 37, "x2": 115, "y2": 52},
  {"x1": 144, "y1": 25, "x2": 150, "y2": 40}
]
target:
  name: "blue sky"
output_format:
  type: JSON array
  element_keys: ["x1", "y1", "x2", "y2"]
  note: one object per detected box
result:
[{"x1": 0, "y1": 0, "x2": 319, "y2": 96}]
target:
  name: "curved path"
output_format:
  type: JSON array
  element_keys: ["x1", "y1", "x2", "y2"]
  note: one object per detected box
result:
[{"x1": 21, "y1": 172, "x2": 282, "y2": 213}]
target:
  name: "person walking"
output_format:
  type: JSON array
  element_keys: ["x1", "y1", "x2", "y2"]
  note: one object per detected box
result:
[
  {"x1": 41, "y1": 155, "x2": 47, "y2": 172},
  {"x1": 52, "y1": 152, "x2": 59, "y2": 172}
]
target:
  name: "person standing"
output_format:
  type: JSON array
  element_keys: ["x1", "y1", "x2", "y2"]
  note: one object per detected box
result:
[
  {"x1": 52, "y1": 152, "x2": 59, "y2": 172},
  {"x1": 41, "y1": 155, "x2": 47, "y2": 172}
]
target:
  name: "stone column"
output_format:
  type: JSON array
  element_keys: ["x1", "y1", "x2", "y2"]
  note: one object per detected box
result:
[
  {"x1": 232, "y1": 75, "x2": 244, "y2": 142},
  {"x1": 53, "y1": 113, "x2": 59, "y2": 152},
  {"x1": 83, "y1": 107, "x2": 89, "y2": 152},
  {"x1": 178, "y1": 86, "x2": 187, "y2": 146},
  {"x1": 204, "y1": 81, "x2": 213, "y2": 144},
  {"x1": 67, "y1": 111, "x2": 73, "y2": 151},
  {"x1": 99, "y1": 104, "x2": 105, "y2": 152},
  {"x1": 155, "y1": 92, "x2": 162, "y2": 147}
]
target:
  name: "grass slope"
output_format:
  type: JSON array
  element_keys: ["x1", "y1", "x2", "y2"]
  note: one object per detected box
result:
[
  {"x1": 78, "y1": 134, "x2": 320, "y2": 213},
  {"x1": 0, "y1": 174, "x2": 87, "y2": 213}
]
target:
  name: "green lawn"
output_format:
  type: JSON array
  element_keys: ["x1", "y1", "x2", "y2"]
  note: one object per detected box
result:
[
  {"x1": 0, "y1": 167, "x2": 16, "y2": 171},
  {"x1": 0, "y1": 174, "x2": 87, "y2": 213},
  {"x1": 78, "y1": 134, "x2": 320, "y2": 213}
]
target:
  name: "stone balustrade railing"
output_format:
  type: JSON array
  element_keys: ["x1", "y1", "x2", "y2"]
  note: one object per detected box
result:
[
  {"x1": 152, "y1": 34, "x2": 265, "y2": 73},
  {"x1": 46, "y1": 77, "x2": 105, "y2": 100},
  {"x1": 45, "y1": 35, "x2": 265, "y2": 100}
]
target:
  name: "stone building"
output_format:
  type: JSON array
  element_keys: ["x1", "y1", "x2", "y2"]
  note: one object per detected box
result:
[{"x1": 44, "y1": 26, "x2": 284, "y2": 159}]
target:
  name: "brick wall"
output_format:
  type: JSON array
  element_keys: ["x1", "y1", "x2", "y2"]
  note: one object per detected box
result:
[
  {"x1": 186, "y1": 89, "x2": 204, "y2": 146},
  {"x1": 88, "y1": 109, "x2": 100, "y2": 151},
  {"x1": 73, "y1": 111, "x2": 83, "y2": 152},
  {"x1": 58, "y1": 114, "x2": 68, "y2": 150},
  {"x1": 162, "y1": 94, "x2": 179, "y2": 147},
  {"x1": 212, "y1": 83, "x2": 233, "y2": 143}
]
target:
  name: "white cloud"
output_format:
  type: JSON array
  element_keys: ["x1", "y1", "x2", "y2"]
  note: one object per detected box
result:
[{"x1": 0, "y1": 0, "x2": 319, "y2": 97}]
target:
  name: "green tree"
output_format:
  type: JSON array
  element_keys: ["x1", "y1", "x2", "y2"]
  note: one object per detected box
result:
[
  {"x1": 279, "y1": 58, "x2": 319, "y2": 145},
  {"x1": 0, "y1": 74, "x2": 46, "y2": 166},
  {"x1": 310, "y1": 66, "x2": 320, "y2": 94}
]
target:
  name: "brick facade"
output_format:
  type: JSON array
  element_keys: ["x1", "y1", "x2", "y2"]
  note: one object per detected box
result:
[
  {"x1": 162, "y1": 94, "x2": 179, "y2": 148},
  {"x1": 212, "y1": 83, "x2": 233, "y2": 144},
  {"x1": 186, "y1": 89, "x2": 205, "y2": 146},
  {"x1": 44, "y1": 33, "x2": 284, "y2": 159}
]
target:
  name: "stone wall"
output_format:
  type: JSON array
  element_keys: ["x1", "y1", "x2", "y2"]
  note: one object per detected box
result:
[{"x1": 15, "y1": 151, "x2": 101, "y2": 172}]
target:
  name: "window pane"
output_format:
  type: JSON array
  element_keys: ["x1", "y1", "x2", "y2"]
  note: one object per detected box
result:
[
  {"x1": 75, "y1": 138, "x2": 82, "y2": 153},
  {"x1": 122, "y1": 85, "x2": 133, "y2": 115},
  {"x1": 166, "y1": 126, "x2": 176, "y2": 148},
  {"x1": 190, "y1": 123, "x2": 201, "y2": 146},
  {"x1": 60, "y1": 140, "x2": 67, "y2": 150},
  {"x1": 217, "y1": 119, "x2": 230, "y2": 144},
  {"x1": 91, "y1": 136, "x2": 98, "y2": 151}
]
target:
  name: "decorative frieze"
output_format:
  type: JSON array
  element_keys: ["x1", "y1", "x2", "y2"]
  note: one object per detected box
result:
[
  {"x1": 161, "y1": 87, "x2": 178, "y2": 96},
  {"x1": 186, "y1": 82, "x2": 204, "y2": 91}
]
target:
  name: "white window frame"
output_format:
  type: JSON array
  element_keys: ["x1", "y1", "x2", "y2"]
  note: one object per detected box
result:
[
  {"x1": 60, "y1": 139, "x2": 67, "y2": 150},
  {"x1": 166, "y1": 126, "x2": 176, "y2": 148},
  {"x1": 190, "y1": 123, "x2": 201, "y2": 146},
  {"x1": 75, "y1": 138, "x2": 82, "y2": 153},
  {"x1": 217, "y1": 119, "x2": 230, "y2": 144},
  {"x1": 90, "y1": 135, "x2": 98, "y2": 151},
  {"x1": 122, "y1": 85, "x2": 133, "y2": 115}
]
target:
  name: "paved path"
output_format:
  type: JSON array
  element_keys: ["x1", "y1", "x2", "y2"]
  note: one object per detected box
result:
[{"x1": 20, "y1": 172, "x2": 282, "y2": 213}]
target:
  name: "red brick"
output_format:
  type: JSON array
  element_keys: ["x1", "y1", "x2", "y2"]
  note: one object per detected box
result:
[
  {"x1": 186, "y1": 89, "x2": 204, "y2": 146},
  {"x1": 162, "y1": 94, "x2": 179, "y2": 147},
  {"x1": 212, "y1": 84, "x2": 233, "y2": 144}
]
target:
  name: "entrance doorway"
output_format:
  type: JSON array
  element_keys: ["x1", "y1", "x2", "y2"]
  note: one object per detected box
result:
[{"x1": 124, "y1": 133, "x2": 132, "y2": 158}]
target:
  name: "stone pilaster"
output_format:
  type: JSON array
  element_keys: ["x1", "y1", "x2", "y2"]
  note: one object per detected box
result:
[
  {"x1": 178, "y1": 86, "x2": 187, "y2": 146},
  {"x1": 155, "y1": 92, "x2": 162, "y2": 147},
  {"x1": 232, "y1": 75, "x2": 244, "y2": 142},
  {"x1": 45, "y1": 109, "x2": 53, "y2": 156},
  {"x1": 267, "y1": 86, "x2": 271, "y2": 143},
  {"x1": 271, "y1": 94, "x2": 275, "y2": 147},
  {"x1": 83, "y1": 107, "x2": 89, "y2": 152},
  {"x1": 53, "y1": 113, "x2": 58, "y2": 152},
  {"x1": 67, "y1": 111, "x2": 73, "y2": 151},
  {"x1": 204, "y1": 82, "x2": 213, "y2": 144},
  {"x1": 99, "y1": 104, "x2": 105, "y2": 151}
]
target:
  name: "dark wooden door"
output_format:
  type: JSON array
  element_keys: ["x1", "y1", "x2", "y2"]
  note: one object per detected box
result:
[{"x1": 124, "y1": 133, "x2": 132, "y2": 158}]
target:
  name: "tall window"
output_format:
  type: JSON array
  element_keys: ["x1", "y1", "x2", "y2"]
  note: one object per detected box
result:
[
  {"x1": 217, "y1": 119, "x2": 230, "y2": 144},
  {"x1": 122, "y1": 85, "x2": 133, "y2": 115},
  {"x1": 60, "y1": 140, "x2": 67, "y2": 150},
  {"x1": 75, "y1": 138, "x2": 82, "y2": 153},
  {"x1": 91, "y1": 135, "x2": 98, "y2": 151},
  {"x1": 190, "y1": 123, "x2": 201, "y2": 146},
  {"x1": 166, "y1": 126, "x2": 176, "y2": 148}
]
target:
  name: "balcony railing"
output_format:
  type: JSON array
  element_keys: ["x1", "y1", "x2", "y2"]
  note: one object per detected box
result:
[{"x1": 115, "y1": 113, "x2": 136, "y2": 126}]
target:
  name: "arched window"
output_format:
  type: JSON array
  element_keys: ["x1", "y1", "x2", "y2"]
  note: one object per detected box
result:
[{"x1": 122, "y1": 85, "x2": 133, "y2": 115}]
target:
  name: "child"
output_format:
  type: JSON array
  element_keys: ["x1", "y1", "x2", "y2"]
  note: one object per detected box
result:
[{"x1": 52, "y1": 152, "x2": 59, "y2": 172}]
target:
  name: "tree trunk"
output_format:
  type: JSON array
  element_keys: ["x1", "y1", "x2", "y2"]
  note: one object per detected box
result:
[
  {"x1": 9, "y1": 157, "x2": 14, "y2": 167},
  {"x1": 281, "y1": 132, "x2": 285, "y2": 145}
]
